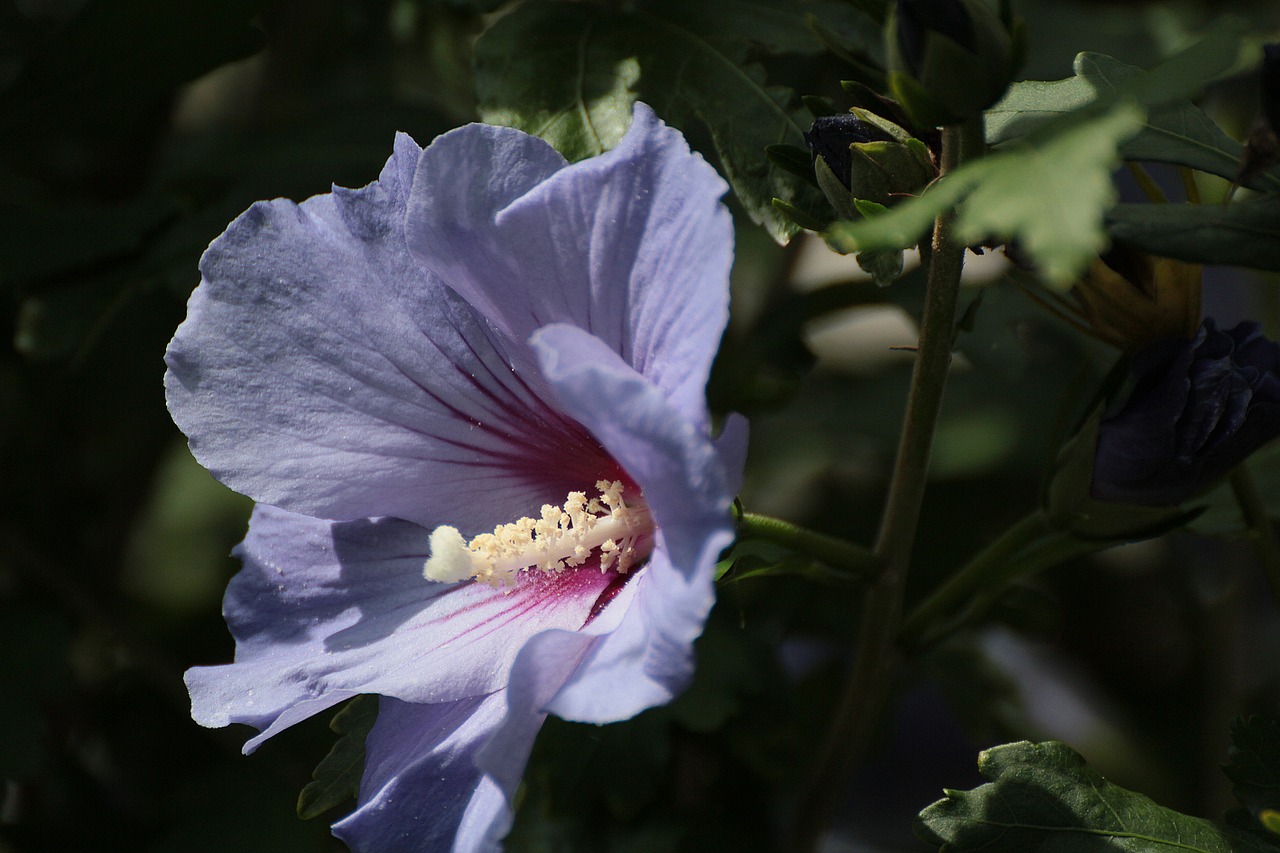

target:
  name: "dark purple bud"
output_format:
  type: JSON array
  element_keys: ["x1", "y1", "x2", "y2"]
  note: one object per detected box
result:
[
  {"x1": 896, "y1": 0, "x2": 976, "y2": 76},
  {"x1": 803, "y1": 113, "x2": 895, "y2": 188},
  {"x1": 1263, "y1": 43, "x2": 1280, "y2": 134},
  {"x1": 1092, "y1": 319, "x2": 1280, "y2": 505}
]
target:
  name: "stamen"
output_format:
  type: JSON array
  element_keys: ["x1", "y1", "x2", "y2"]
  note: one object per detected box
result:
[{"x1": 424, "y1": 481, "x2": 650, "y2": 587}]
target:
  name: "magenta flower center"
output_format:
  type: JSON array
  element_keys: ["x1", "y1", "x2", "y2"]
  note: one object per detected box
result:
[{"x1": 424, "y1": 479, "x2": 653, "y2": 587}]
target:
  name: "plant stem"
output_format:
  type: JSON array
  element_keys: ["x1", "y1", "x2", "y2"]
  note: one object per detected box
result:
[
  {"x1": 898, "y1": 510, "x2": 1053, "y2": 646},
  {"x1": 790, "y1": 115, "x2": 985, "y2": 853},
  {"x1": 903, "y1": 519, "x2": 1111, "y2": 650},
  {"x1": 736, "y1": 513, "x2": 882, "y2": 580},
  {"x1": 1229, "y1": 464, "x2": 1280, "y2": 609}
]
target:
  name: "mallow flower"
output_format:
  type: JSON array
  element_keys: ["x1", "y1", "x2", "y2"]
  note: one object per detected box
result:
[
  {"x1": 165, "y1": 103, "x2": 746, "y2": 851},
  {"x1": 1092, "y1": 318, "x2": 1280, "y2": 505}
]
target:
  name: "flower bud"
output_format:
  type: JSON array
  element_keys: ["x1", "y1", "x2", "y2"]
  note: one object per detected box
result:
[
  {"x1": 885, "y1": 0, "x2": 1023, "y2": 127},
  {"x1": 1045, "y1": 319, "x2": 1280, "y2": 539},
  {"x1": 1090, "y1": 319, "x2": 1280, "y2": 507},
  {"x1": 1071, "y1": 246, "x2": 1202, "y2": 351},
  {"x1": 804, "y1": 113, "x2": 895, "y2": 188},
  {"x1": 803, "y1": 109, "x2": 937, "y2": 215}
]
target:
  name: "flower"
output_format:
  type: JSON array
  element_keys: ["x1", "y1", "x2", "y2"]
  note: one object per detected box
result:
[
  {"x1": 165, "y1": 103, "x2": 746, "y2": 851},
  {"x1": 1091, "y1": 319, "x2": 1280, "y2": 505}
]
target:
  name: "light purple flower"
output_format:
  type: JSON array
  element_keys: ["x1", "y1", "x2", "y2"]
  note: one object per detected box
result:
[{"x1": 164, "y1": 103, "x2": 746, "y2": 851}]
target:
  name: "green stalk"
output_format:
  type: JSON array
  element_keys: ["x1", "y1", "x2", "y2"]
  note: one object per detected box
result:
[
  {"x1": 899, "y1": 510, "x2": 1053, "y2": 646},
  {"x1": 736, "y1": 513, "x2": 882, "y2": 580},
  {"x1": 790, "y1": 114, "x2": 986, "y2": 853},
  {"x1": 903, "y1": 522, "x2": 1108, "y2": 650}
]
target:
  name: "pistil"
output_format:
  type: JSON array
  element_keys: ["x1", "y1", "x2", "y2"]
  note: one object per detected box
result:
[{"x1": 424, "y1": 480, "x2": 651, "y2": 587}]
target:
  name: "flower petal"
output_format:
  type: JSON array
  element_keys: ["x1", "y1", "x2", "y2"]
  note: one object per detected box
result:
[
  {"x1": 331, "y1": 694, "x2": 510, "y2": 853},
  {"x1": 334, "y1": 631, "x2": 599, "y2": 852},
  {"x1": 530, "y1": 323, "x2": 737, "y2": 722},
  {"x1": 184, "y1": 505, "x2": 616, "y2": 750},
  {"x1": 164, "y1": 134, "x2": 607, "y2": 530},
  {"x1": 406, "y1": 103, "x2": 733, "y2": 425}
]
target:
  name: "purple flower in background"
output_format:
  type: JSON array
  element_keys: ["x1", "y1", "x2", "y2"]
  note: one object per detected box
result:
[
  {"x1": 165, "y1": 103, "x2": 745, "y2": 851},
  {"x1": 1092, "y1": 319, "x2": 1280, "y2": 506}
]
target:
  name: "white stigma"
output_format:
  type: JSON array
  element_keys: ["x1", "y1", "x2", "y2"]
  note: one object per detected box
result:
[{"x1": 423, "y1": 480, "x2": 649, "y2": 587}]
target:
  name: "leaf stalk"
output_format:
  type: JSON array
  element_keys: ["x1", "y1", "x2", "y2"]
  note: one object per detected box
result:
[{"x1": 736, "y1": 512, "x2": 883, "y2": 580}]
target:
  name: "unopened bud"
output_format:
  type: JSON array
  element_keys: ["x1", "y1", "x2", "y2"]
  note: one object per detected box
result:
[
  {"x1": 804, "y1": 109, "x2": 937, "y2": 214},
  {"x1": 804, "y1": 114, "x2": 896, "y2": 189},
  {"x1": 886, "y1": 0, "x2": 1023, "y2": 127}
]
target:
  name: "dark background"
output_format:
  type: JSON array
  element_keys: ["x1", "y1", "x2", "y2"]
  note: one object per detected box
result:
[{"x1": 4, "y1": 1, "x2": 1280, "y2": 851}]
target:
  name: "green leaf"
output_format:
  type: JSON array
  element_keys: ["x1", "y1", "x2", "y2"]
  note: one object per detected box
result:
[
  {"x1": 827, "y1": 102, "x2": 1145, "y2": 285},
  {"x1": 698, "y1": 0, "x2": 882, "y2": 57},
  {"x1": 985, "y1": 71, "x2": 1100, "y2": 143},
  {"x1": 958, "y1": 105, "x2": 1144, "y2": 283},
  {"x1": 917, "y1": 740, "x2": 1280, "y2": 853},
  {"x1": 1076, "y1": 52, "x2": 1279, "y2": 191},
  {"x1": 297, "y1": 695, "x2": 379, "y2": 821},
  {"x1": 986, "y1": 20, "x2": 1278, "y2": 190},
  {"x1": 1225, "y1": 716, "x2": 1280, "y2": 822},
  {"x1": 474, "y1": 0, "x2": 830, "y2": 242},
  {"x1": 1104, "y1": 195, "x2": 1280, "y2": 273}
]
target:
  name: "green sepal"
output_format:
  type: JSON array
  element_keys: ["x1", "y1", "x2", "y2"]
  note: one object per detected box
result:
[
  {"x1": 841, "y1": 79, "x2": 893, "y2": 113},
  {"x1": 1044, "y1": 405, "x2": 1196, "y2": 540},
  {"x1": 848, "y1": 106, "x2": 915, "y2": 142},
  {"x1": 851, "y1": 139, "x2": 935, "y2": 203},
  {"x1": 803, "y1": 94, "x2": 840, "y2": 118},
  {"x1": 771, "y1": 198, "x2": 830, "y2": 233},
  {"x1": 297, "y1": 694, "x2": 379, "y2": 821},
  {"x1": 853, "y1": 198, "x2": 888, "y2": 217},
  {"x1": 815, "y1": 155, "x2": 861, "y2": 220}
]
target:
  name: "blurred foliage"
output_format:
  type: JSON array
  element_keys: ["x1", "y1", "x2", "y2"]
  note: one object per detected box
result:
[{"x1": 4, "y1": 0, "x2": 1280, "y2": 851}]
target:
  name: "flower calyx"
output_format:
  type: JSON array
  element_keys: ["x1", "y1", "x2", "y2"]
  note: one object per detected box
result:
[
  {"x1": 804, "y1": 109, "x2": 937, "y2": 217},
  {"x1": 424, "y1": 480, "x2": 652, "y2": 588},
  {"x1": 885, "y1": 0, "x2": 1025, "y2": 128}
]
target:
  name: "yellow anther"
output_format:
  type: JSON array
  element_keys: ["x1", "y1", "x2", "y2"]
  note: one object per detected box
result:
[{"x1": 423, "y1": 481, "x2": 649, "y2": 587}]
